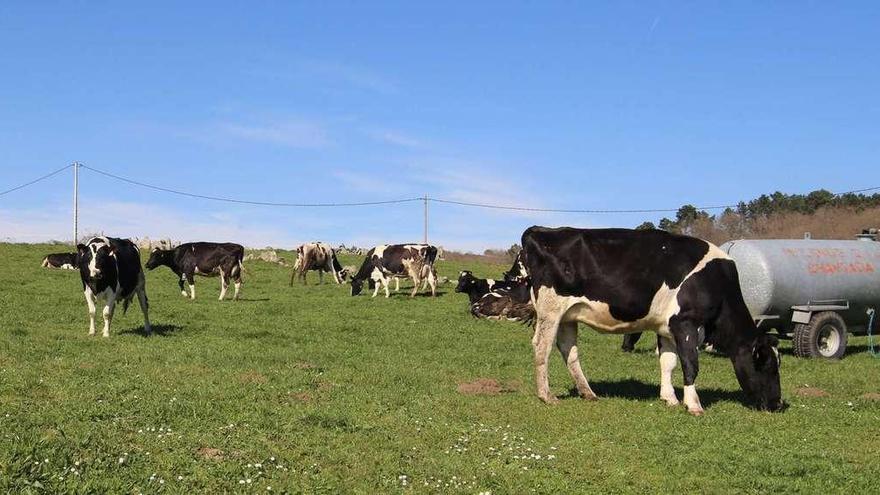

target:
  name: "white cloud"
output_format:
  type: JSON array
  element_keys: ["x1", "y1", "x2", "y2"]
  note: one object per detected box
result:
[
  {"x1": 218, "y1": 120, "x2": 330, "y2": 148},
  {"x1": 0, "y1": 201, "x2": 302, "y2": 248},
  {"x1": 300, "y1": 60, "x2": 398, "y2": 94},
  {"x1": 363, "y1": 128, "x2": 424, "y2": 148}
]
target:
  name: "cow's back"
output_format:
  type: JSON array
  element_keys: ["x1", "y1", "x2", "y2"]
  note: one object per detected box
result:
[{"x1": 522, "y1": 227, "x2": 716, "y2": 320}]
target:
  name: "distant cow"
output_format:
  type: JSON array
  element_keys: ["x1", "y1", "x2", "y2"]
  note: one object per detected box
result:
[
  {"x1": 470, "y1": 279, "x2": 535, "y2": 322},
  {"x1": 455, "y1": 270, "x2": 517, "y2": 304},
  {"x1": 76, "y1": 236, "x2": 151, "y2": 337},
  {"x1": 42, "y1": 252, "x2": 77, "y2": 270},
  {"x1": 290, "y1": 242, "x2": 348, "y2": 285},
  {"x1": 502, "y1": 252, "x2": 529, "y2": 282},
  {"x1": 521, "y1": 226, "x2": 783, "y2": 414},
  {"x1": 350, "y1": 244, "x2": 438, "y2": 298},
  {"x1": 146, "y1": 242, "x2": 244, "y2": 300}
]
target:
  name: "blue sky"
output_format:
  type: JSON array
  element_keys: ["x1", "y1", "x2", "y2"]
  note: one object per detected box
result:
[{"x1": 1, "y1": 2, "x2": 878, "y2": 251}]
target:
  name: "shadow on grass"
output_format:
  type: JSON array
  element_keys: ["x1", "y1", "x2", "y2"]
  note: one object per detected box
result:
[
  {"x1": 232, "y1": 297, "x2": 270, "y2": 302},
  {"x1": 777, "y1": 344, "x2": 878, "y2": 357},
  {"x1": 120, "y1": 324, "x2": 181, "y2": 337},
  {"x1": 568, "y1": 378, "x2": 747, "y2": 409}
]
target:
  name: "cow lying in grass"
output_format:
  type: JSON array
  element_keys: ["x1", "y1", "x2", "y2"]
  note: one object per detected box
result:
[
  {"x1": 470, "y1": 279, "x2": 535, "y2": 322},
  {"x1": 42, "y1": 252, "x2": 77, "y2": 270},
  {"x1": 455, "y1": 270, "x2": 517, "y2": 303}
]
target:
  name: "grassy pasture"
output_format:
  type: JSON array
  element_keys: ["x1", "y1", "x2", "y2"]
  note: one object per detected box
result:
[{"x1": 0, "y1": 242, "x2": 879, "y2": 494}]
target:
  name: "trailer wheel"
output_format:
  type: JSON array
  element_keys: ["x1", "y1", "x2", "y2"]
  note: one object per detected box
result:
[{"x1": 793, "y1": 311, "x2": 848, "y2": 359}]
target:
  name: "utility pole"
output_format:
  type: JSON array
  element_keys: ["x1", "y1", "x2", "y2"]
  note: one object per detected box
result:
[
  {"x1": 423, "y1": 194, "x2": 428, "y2": 244},
  {"x1": 73, "y1": 162, "x2": 79, "y2": 245}
]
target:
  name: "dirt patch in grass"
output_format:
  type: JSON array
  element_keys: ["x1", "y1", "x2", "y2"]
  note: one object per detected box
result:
[
  {"x1": 795, "y1": 387, "x2": 830, "y2": 398},
  {"x1": 291, "y1": 392, "x2": 313, "y2": 403},
  {"x1": 457, "y1": 378, "x2": 519, "y2": 396},
  {"x1": 861, "y1": 392, "x2": 880, "y2": 401},
  {"x1": 238, "y1": 370, "x2": 268, "y2": 384},
  {"x1": 197, "y1": 447, "x2": 224, "y2": 460}
]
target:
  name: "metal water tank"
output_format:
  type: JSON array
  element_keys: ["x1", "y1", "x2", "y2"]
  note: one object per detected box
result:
[{"x1": 720, "y1": 238, "x2": 880, "y2": 336}]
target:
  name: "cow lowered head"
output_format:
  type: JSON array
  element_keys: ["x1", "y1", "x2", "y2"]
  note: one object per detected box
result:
[{"x1": 733, "y1": 333, "x2": 784, "y2": 411}]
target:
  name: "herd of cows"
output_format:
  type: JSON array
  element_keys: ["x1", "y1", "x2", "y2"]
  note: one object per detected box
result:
[{"x1": 41, "y1": 227, "x2": 786, "y2": 415}]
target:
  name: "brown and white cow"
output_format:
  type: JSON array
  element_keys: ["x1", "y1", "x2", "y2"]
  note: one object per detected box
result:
[
  {"x1": 290, "y1": 242, "x2": 348, "y2": 285},
  {"x1": 350, "y1": 244, "x2": 438, "y2": 298}
]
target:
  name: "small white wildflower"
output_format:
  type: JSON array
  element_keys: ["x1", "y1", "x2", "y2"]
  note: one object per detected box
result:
[{"x1": 118, "y1": 457, "x2": 125, "y2": 464}]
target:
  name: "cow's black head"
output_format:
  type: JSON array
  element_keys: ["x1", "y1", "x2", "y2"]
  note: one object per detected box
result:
[
  {"x1": 350, "y1": 277, "x2": 364, "y2": 296},
  {"x1": 337, "y1": 268, "x2": 350, "y2": 281},
  {"x1": 145, "y1": 248, "x2": 172, "y2": 270},
  {"x1": 733, "y1": 333, "x2": 785, "y2": 412},
  {"x1": 77, "y1": 238, "x2": 116, "y2": 280},
  {"x1": 503, "y1": 256, "x2": 528, "y2": 282},
  {"x1": 455, "y1": 270, "x2": 477, "y2": 293}
]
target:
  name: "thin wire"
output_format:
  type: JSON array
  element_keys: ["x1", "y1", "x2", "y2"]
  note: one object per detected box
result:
[
  {"x1": 80, "y1": 164, "x2": 423, "y2": 207},
  {"x1": 78, "y1": 163, "x2": 880, "y2": 213},
  {"x1": 430, "y1": 186, "x2": 880, "y2": 214},
  {"x1": 428, "y1": 197, "x2": 737, "y2": 213},
  {"x1": 0, "y1": 163, "x2": 73, "y2": 197}
]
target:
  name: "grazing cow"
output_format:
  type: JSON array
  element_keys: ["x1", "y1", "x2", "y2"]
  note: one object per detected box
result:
[
  {"x1": 76, "y1": 236, "x2": 151, "y2": 337},
  {"x1": 455, "y1": 270, "x2": 517, "y2": 304},
  {"x1": 350, "y1": 244, "x2": 438, "y2": 298},
  {"x1": 503, "y1": 252, "x2": 529, "y2": 282},
  {"x1": 145, "y1": 242, "x2": 244, "y2": 300},
  {"x1": 471, "y1": 279, "x2": 535, "y2": 322},
  {"x1": 42, "y1": 252, "x2": 77, "y2": 270},
  {"x1": 521, "y1": 226, "x2": 783, "y2": 414},
  {"x1": 290, "y1": 242, "x2": 348, "y2": 285}
]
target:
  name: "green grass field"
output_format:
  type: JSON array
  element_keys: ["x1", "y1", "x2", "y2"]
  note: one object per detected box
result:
[{"x1": 1, "y1": 243, "x2": 879, "y2": 494}]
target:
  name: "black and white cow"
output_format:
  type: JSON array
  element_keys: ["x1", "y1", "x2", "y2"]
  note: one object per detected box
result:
[
  {"x1": 455, "y1": 270, "x2": 517, "y2": 304},
  {"x1": 76, "y1": 236, "x2": 151, "y2": 337},
  {"x1": 521, "y1": 226, "x2": 783, "y2": 415},
  {"x1": 42, "y1": 252, "x2": 77, "y2": 270},
  {"x1": 145, "y1": 242, "x2": 244, "y2": 300},
  {"x1": 470, "y1": 279, "x2": 535, "y2": 322},
  {"x1": 290, "y1": 242, "x2": 348, "y2": 286},
  {"x1": 350, "y1": 244, "x2": 438, "y2": 298},
  {"x1": 502, "y1": 252, "x2": 529, "y2": 282}
]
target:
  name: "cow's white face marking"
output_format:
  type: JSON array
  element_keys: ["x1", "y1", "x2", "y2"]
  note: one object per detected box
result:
[{"x1": 87, "y1": 238, "x2": 110, "y2": 277}]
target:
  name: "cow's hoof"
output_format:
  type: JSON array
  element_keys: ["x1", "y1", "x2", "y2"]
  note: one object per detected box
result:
[
  {"x1": 687, "y1": 407, "x2": 704, "y2": 416},
  {"x1": 661, "y1": 396, "x2": 680, "y2": 407},
  {"x1": 580, "y1": 392, "x2": 599, "y2": 401},
  {"x1": 539, "y1": 395, "x2": 560, "y2": 405},
  {"x1": 102, "y1": 334, "x2": 110, "y2": 338}
]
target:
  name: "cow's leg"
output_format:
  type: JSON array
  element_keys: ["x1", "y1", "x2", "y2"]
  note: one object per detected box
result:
[
  {"x1": 671, "y1": 318, "x2": 704, "y2": 416},
  {"x1": 289, "y1": 268, "x2": 296, "y2": 287},
  {"x1": 101, "y1": 293, "x2": 117, "y2": 338},
  {"x1": 428, "y1": 267, "x2": 437, "y2": 297},
  {"x1": 394, "y1": 278, "x2": 400, "y2": 292},
  {"x1": 532, "y1": 313, "x2": 561, "y2": 404},
  {"x1": 137, "y1": 287, "x2": 151, "y2": 336},
  {"x1": 556, "y1": 321, "x2": 597, "y2": 400},
  {"x1": 621, "y1": 332, "x2": 642, "y2": 352},
  {"x1": 319, "y1": 270, "x2": 324, "y2": 284},
  {"x1": 84, "y1": 287, "x2": 97, "y2": 336},
  {"x1": 186, "y1": 273, "x2": 196, "y2": 299},
  {"x1": 218, "y1": 269, "x2": 228, "y2": 301},
  {"x1": 178, "y1": 275, "x2": 188, "y2": 297},
  {"x1": 658, "y1": 335, "x2": 679, "y2": 406},
  {"x1": 232, "y1": 273, "x2": 242, "y2": 300},
  {"x1": 410, "y1": 274, "x2": 421, "y2": 297}
]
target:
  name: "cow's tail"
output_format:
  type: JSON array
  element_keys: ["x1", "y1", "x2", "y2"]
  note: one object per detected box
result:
[{"x1": 41, "y1": 257, "x2": 49, "y2": 268}]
